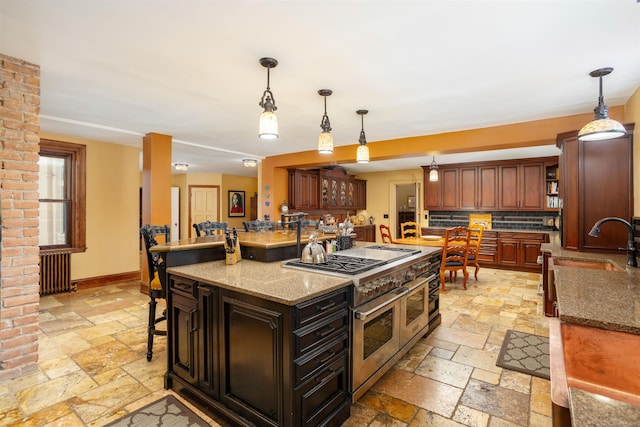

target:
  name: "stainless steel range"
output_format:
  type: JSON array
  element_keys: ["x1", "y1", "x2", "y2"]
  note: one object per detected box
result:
[{"x1": 283, "y1": 244, "x2": 442, "y2": 401}]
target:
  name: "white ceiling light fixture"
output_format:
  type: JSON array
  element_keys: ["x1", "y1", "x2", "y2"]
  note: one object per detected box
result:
[
  {"x1": 258, "y1": 57, "x2": 279, "y2": 140},
  {"x1": 243, "y1": 159, "x2": 258, "y2": 167},
  {"x1": 578, "y1": 67, "x2": 627, "y2": 142},
  {"x1": 174, "y1": 163, "x2": 188, "y2": 171},
  {"x1": 317, "y1": 89, "x2": 334, "y2": 154},
  {"x1": 356, "y1": 109, "x2": 369, "y2": 163},
  {"x1": 429, "y1": 156, "x2": 439, "y2": 182}
]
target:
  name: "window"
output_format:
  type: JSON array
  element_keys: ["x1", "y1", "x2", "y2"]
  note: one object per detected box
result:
[{"x1": 39, "y1": 139, "x2": 86, "y2": 252}]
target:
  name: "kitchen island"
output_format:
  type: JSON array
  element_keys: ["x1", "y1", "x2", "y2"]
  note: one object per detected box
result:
[
  {"x1": 541, "y1": 238, "x2": 640, "y2": 426},
  {"x1": 162, "y1": 244, "x2": 442, "y2": 427}
]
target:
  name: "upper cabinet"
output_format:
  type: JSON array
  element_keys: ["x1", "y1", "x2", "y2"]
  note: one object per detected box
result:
[
  {"x1": 557, "y1": 124, "x2": 634, "y2": 252},
  {"x1": 423, "y1": 157, "x2": 557, "y2": 211},
  {"x1": 289, "y1": 166, "x2": 366, "y2": 213}
]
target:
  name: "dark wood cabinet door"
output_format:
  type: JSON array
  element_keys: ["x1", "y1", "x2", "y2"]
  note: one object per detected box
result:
[
  {"x1": 477, "y1": 166, "x2": 498, "y2": 210},
  {"x1": 440, "y1": 168, "x2": 459, "y2": 209},
  {"x1": 355, "y1": 179, "x2": 367, "y2": 209},
  {"x1": 197, "y1": 285, "x2": 218, "y2": 398},
  {"x1": 497, "y1": 239, "x2": 519, "y2": 266},
  {"x1": 220, "y1": 293, "x2": 284, "y2": 425},
  {"x1": 499, "y1": 165, "x2": 519, "y2": 210},
  {"x1": 521, "y1": 240, "x2": 542, "y2": 268},
  {"x1": 520, "y1": 162, "x2": 544, "y2": 210},
  {"x1": 170, "y1": 293, "x2": 198, "y2": 386},
  {"x1": 424, "y1": 174, "x2": 440, "y2": 209},
  {"x1": 459, "y1": 167, "x2": 477, "y2": 210}
]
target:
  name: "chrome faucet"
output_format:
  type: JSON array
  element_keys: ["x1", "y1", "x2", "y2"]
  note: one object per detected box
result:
[{"x1": 588, "y1": 217, "x2": 637, "y2": 267}]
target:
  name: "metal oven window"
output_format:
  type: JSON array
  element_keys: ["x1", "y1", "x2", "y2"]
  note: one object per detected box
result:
[
  {"x1": 405, "y1": 288, "x2": 426, "y2": 326},
  {"x1": 363, "y1": 308, "x2": 394, "y2": 359}
]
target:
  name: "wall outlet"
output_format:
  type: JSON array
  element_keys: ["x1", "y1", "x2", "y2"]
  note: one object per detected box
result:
[{"x1": 383, "y1": 214, "x2": 389, "y2": 219}]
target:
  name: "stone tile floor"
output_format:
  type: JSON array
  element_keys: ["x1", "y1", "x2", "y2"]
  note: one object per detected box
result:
[{"x1": 0, "y1": 268, "x2": 551, "y2": 426}]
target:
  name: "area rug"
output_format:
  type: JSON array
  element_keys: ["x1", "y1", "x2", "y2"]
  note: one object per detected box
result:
[
  {"x1": 496, "y1": 329, "x2": 550, "y2": 380},
  {"x1": 105, "y1": 395, "x2": 209, "y2": 427}
]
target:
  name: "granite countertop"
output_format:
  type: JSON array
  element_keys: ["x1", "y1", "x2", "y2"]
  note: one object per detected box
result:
[
  {"x1": 151, "y1": 231, "x2": 335, "y2": 253},
  {"x1": 541, "y1": 237, "x2": 640, "y2": 335},
  {"x1": 166, "y1": 259, "x2": 352, "y2": 306},
  {"x1": 541, "y1": 236, "x2": 640, "y2": 422}
]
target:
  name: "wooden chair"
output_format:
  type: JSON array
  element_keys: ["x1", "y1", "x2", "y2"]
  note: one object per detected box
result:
[
  {"x1": 379, "y1": 224, "x2": 395, "y2": 244},
  {"x1": 400, "y1": 221, "x2": 420, "y2": 238},
  {"x1": 440, "y1": 226, "x2": 471, "y2": 290},
  {"x1": 193, "y1": 220, "x2": 228, "y2": 237},
  {"x1": 140, "y1": 224, "x2": 170, "y2": 361},
  {"x1": 467, "y1": 224, "x2": 485, "y2": 280},
  {"x1": 243, "y1": 220, "x2": 275, "y2": 232}
]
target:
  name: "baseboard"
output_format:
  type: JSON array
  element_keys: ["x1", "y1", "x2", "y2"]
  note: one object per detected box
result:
[{"x1": 73, "y1": 270, "x2": 141, "y2": 290}]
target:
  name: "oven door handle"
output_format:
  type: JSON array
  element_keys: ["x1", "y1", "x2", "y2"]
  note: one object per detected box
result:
[
  {"x1": 403, "y1": 273, "x2": 437, "y2": 293},
  {"x1": 354, "y1": 288, "x2": 408, "y2": 321}
]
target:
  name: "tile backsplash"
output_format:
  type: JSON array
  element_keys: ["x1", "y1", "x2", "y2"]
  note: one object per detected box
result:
[{"x1": 428, "y1": 211, "x2": 557, "y2": 231}]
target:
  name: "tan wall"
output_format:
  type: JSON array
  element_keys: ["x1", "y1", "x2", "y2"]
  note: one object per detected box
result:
[
  {"x1": 171, "y1": 173, "x2": 257, "y2": 237},
  {"x1": 355, "y1": 168, "x2": 425, "y2": 242},
  {"x1": 40, "y1": 133, "x2": 141, "y2": 280}
]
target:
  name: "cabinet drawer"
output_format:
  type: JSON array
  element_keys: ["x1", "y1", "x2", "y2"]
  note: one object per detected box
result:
[
  {"x1": 169, "y1": 276, "x2": 197, "y2": 298},
  {"x1": 294, "y1": 355, "x2": 349, "y2": 427},
  {"x1": 294, "y1": 310, "x2": 348, "y2": 358},
  {"x1": 295, "y1": 288, "x2": 349, "y2": 329},
  {"x1": 498, "y1": 232, "x2": 546, "y2": 241},
  {"x1": 294, "y1": 333, "x2": 348, "y2": 385}
]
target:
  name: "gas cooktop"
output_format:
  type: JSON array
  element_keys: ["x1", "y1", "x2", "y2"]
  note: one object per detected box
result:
[{"x1": 282, "y1": 245, "x2": 421, "y2": 275}]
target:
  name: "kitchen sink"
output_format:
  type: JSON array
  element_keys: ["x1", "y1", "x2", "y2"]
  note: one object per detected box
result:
[{"x1": 552, "y1": 257, "x2": 624, "y2": 272}]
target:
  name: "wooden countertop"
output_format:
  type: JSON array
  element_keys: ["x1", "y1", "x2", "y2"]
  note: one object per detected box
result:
[{"x1": 150, "y1": 231, "x2": 335, "y2": 253}]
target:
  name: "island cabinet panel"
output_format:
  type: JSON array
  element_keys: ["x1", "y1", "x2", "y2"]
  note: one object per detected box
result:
[
  {"x1": 497, "y1": 232, "x2": 548, "y2": 271},
  {"x1": 165, "y1": 276, "x2": 350, "y2": 427}
]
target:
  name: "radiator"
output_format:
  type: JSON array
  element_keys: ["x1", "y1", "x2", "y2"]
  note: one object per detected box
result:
[{"x1": 39, "y1": 251, "x2": 72, "y2": 295}]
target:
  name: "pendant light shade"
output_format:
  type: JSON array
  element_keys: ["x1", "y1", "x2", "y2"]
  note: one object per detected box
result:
[
  {"x1": 356, "y1": 109, "x2": 369, "y2": 163},
  {"x1": 578, "y1": 67, "x2": 626, "y2": 142},
  {"x1": 429, "y1": 156, "x2": 439, "y2": 182},
  {"x1": 258, "y1": 57, "x2": 279, "y2": 140},
  {"x1": 317, "y1": 89, "x2": 334, "y2": 154}
]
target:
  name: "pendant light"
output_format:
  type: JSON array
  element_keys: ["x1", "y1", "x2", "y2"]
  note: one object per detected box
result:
[
  {"x1": 429, "y1": 156, "x2": 439, "y2": 182},
  {"x1": 317, "y1": 89, "x2": 334, "y2": 154},
  {"x1": 356, "y1": 109, "x2": 369, "y2": 163},
  {"x1": 258, "y1": 57, "x2": 279, "y2": 140},
  {"x1": 578, "y1": 67, "x2": 626, "y2": 141}
]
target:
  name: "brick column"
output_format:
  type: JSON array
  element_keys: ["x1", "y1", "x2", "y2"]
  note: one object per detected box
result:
[{"x1": 0, "y1": 54, "x2": 41, "y2": 382}]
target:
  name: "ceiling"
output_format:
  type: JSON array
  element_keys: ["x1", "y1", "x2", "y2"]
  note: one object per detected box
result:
[{"x1": 1, "y1": 1, "x2": 639, "y2": 177}]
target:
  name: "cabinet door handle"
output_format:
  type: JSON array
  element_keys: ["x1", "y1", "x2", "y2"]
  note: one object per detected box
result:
[
  {"x1": 317, "y1": 351, "x2": 336, "y2": 365},
  {"x1": 315, "y1": 325, "x2": 336, "y2": 338},
  {"x1": 189, "y1": 309, "x2": 198, "y2": 332},
  {"x1": 316, "y1": 301, "x2": 336, "y2": 312}
]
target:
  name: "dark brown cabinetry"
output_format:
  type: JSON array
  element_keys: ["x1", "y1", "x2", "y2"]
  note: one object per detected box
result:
[
  {"x1": 166, "y1": 276, "x2": 351, "y2": 427},
  {"x1": 498, "y1": 162, "x2": 545, "y2": 210},
  {"x1": 352, "y1": 225, "x2": 375, "y2": 242},
  {"x1": 497, "y1": 232, "x2": 547, "y2": 270},
  {"x1": 288, "y1": 169, "x2": 319, "y2": 210},
  {"x1": 423, "y1": 157, "x2": 555, "y2": 211},
  {"x1": 289, "y1": 166, "x2": 366, "y2": 213},
  {"x1": 557, "y1": 125, "x2": 634, "y2": 252}
]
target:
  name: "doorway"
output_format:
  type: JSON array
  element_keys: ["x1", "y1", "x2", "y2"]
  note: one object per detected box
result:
[
  {"x1": 188, "y1": 185, "x2": 221, "y2": 237},
  {"x1": 391, "y1": 182, "x2": 421, "y2": 239}
]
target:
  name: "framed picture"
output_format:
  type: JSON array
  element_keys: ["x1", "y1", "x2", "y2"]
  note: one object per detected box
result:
[
  {"x1": 407, "y1": 195, "x2": 416, "y2": 208},
  {"x1": 228, "y1": 190, "x2": 246, "y2": 217}
]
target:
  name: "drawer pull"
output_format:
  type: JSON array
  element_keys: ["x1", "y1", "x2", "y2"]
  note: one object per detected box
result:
[
  {"x1": 316, "y1": 325, "x2": 336, "y2": 338},
  {"x1": 316, "y1": 301, "x2": 336, "y2": 311},
  {"x1": 174, "y1": 282, "x2": 192, "y2": 291},
  {"x1": 316, "y1": 369, "x2": 334, "y2": 384},
  {"x1": 317, "y1": 351, "x2": 336, "y2": 365}
]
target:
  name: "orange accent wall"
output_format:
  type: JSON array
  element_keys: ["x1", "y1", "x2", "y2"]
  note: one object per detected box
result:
[{"x1": 260, "y1": 109, "x2": 624, "y2": 219}]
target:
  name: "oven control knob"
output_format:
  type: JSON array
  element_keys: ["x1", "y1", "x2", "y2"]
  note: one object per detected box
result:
[{"x1": 404, "y1": 270, "x2": 416, "y2": 281}]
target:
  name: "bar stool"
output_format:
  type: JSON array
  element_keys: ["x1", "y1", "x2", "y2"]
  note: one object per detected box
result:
[{"x1": 140, "y1": 224, "x2": 170, "y2": 361}]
